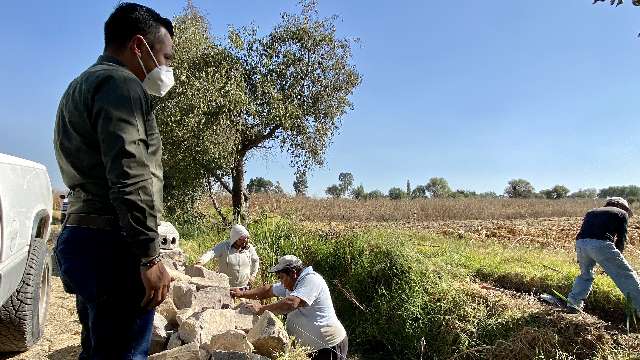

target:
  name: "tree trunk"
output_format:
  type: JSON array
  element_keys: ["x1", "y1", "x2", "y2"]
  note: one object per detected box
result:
[{"x1": 231, "y1": 156, "x2": 246, "y2": 223}]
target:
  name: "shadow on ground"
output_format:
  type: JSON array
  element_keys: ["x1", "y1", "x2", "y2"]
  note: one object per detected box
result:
[{"x1": 47, "y1": 345, "x2": 81, "y2": 360}]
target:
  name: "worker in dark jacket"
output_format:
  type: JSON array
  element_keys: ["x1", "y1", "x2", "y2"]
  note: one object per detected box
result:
[
  {"x1": 53, "y1": 3, "x2": 174, "y2": 358},
  {"x1": 566, "y1": 197, "x2": 640, "y2": 314}
]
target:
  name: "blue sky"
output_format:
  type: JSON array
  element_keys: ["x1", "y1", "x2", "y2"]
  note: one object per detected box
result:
[{"x1": 1, "y1": 1, "x2": 640, "y2": 197}]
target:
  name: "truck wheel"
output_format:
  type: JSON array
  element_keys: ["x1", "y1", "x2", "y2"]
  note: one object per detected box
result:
[{"x1": 0, "y1": 238, "x2": 51, "y2": 351}]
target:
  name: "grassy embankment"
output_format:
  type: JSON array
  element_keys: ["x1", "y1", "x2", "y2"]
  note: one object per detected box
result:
[{"x1": 176, "y1": 211, "x2": 640, "y2": 360}]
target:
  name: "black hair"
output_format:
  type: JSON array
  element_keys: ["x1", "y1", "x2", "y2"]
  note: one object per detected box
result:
[
  {"x1": 276, "y1": 265, "x2": 304, "y2": 277},
  {"x1": 104, "y1": 2, "x2": 174, "y2": 51}
]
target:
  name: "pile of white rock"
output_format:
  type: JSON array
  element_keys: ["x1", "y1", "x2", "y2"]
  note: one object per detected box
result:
[{"x1": 149, "y1": 250, "x2": 291, "y2": 360}]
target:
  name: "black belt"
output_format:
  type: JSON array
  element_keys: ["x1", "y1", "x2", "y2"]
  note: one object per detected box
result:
[{"x1": 65, "y1": 214, "x2": 119, "y2": 230}]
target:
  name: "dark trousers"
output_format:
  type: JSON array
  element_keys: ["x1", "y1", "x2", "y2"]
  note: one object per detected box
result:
[
  {"x1": 55, "y1": 226, "x2": 154, "y2": 360},
  {"x1": 310, "y1": 336, "x2": 349, "y2": 360}
]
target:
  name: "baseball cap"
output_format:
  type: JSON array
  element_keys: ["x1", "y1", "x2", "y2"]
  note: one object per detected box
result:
[
  {"x1": 268, "y1": 255, "x2": 303, "y2": 273},
  {"x1": 605, "y1": 197, "x2": 633, "y2": 216}
]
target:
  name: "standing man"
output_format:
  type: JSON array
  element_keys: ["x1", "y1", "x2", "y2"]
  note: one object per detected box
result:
[
  {"x1": 196, "y1": 224, "x2": 260, "y2": 289},
  {"x1": 567, "y1": 197, "x2": 640, "y2": 314},
  {"x1": 54, "y1": 3, "x2": 174, "y2": 359},
  {"x1": 231, "y1": 255, "x2": 348, "y2": 360}
]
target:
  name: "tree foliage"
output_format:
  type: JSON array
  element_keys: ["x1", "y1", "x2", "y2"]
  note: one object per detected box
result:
[
  {"x1": 247, "y1": 177, "x2": 274, "y2": 193},
  {"x1": 156, "y1": 1, "x2": 361, "y2": 221},
  {"x1": 350, "y1": 184, "x2": 367, "y2": 200},
  {"x1": 570, "y1": 188, "x2": 598, "y2": 199},
  {"x1": 411, "y1": 185, "x2": 427, "y2": 199},
  {"x1": 338, "y1": 172, "x2": 355, "y2": 196},
  {"x1": 598, "y1": 185, "x2": 640, "y2": 201},
  {"x1": 426, "y1": 177, "x2": 452, "y2": 198},
  {"x1": 325, "y1": 184, "x2": 342, "y2": 198},
  {"x1": 504, "y1": 179, "x2": 535, "y2": 199},
  {"x1": 367, "y1": 190, "x2": 385, "y2": 199},
  {"x1": 293, "y1": 172, "x2": 308, "y2": 196},
  {"x1": 539, "y1": 185, "x2": 570, "y2": 200},
  {"x1": 388, "y1": 187, "x2": 407, "y2": 200}
]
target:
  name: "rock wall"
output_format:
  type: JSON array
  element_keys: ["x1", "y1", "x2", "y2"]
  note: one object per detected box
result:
[{"x1": 149, "y1": 250, "x2": 290, "y2": 360}]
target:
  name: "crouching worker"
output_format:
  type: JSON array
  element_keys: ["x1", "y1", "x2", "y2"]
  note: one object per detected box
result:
[
  {"x1": 567, "y1": 197, "x2": 640, "y2": 313},
  {"x1": 231, "y1": 255, "x2": 348, "y2": 360},
  {"x1": 196, "y1": 224, "x2": 259, "y2": 289}
]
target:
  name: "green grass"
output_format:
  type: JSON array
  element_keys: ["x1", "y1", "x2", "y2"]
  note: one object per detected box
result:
[
  {"x1": 409, "y1": 231, "x2": 630, "y2": 322},
  {"x1": 174, "y1": 215, "x2": 639, "y2": 359}
]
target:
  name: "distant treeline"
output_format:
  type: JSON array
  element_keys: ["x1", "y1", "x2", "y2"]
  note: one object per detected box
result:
[{"x1": 246, "y1": 175, "x2": 640, "y2": 202}]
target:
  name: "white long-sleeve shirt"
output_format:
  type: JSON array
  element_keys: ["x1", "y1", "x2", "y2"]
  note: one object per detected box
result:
[{"x1": 198, "y1": 241, "x2": 259, "y2": 288}]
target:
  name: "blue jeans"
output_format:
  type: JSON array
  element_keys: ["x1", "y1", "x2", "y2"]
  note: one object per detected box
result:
[
  {"x1": 55, "y1": 226, "x2": 154, "y2": 360},
  {"x1": 567, "y1": 238, "x2": 640, "y2": 311}
]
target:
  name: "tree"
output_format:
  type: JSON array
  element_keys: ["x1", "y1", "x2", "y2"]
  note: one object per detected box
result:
[
  {"x1": 388, "y1": 187, "x2": 407, "y2": 200},
  {"x1": 293, "y1": 172, "x2": 308, "y2": 196},
  {"x1": 478, "y1": 191, "x2": 499, "y2": 199},
  {"x1": 411, "y1": 185, "x2": 427, "y2": 199},
  {"x1": 570, "y1": 188, "x2": 598, "y2": 199},
  {"x1": 338, "y1": 172, "x2": 354, "y2": 197},
  {"x1": 325, "y1": 184, "x2": 342, "y2": 199},
  {"x1": 451, "y1": 189, "x2": 477, "y2": 198},
  {"x1": 247, "y1": 177, "x2": 274, "y2": 193},
  {"x1": 156, "y1": 2, "x2": 361, "y2": 222},
  {"x1": 505, "y1": 179, "x2": 535, "y2": 198},
  {"x1": 273, "y1": 181, "x2": 285, "y2": 194},
  {"x1": 592, "y1": 0, "x2": 626, "y2": 7},
  {"x1": 540, "y1": 185, "x2": 570, "y2": 200},
  {"x1": 406, "y1": 180, "x2": 411, "y2": 196},
  {"x1": 426, "y1": 177, "x2": 452, "y2": 198},
  {"x1": 367, "y1": 190, "x2": 385, "y2": 199},
  {"x1": 350, "y1": 184, "x2": 367, "y2": 200},
  {"x1": 598, "y1": 185, "x2": 640, "y2": 200}
]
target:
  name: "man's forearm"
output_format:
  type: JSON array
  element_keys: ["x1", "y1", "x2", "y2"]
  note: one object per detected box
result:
[
  {"x1": 238, "y1": 285, "x2": 272, "y2": 300},
  {"x1": 261, "y1": 299, "x2": 297, "y2": 315}
]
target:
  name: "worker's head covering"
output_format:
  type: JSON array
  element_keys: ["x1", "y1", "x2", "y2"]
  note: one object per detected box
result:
[
  {"x1": 605, "y1": 197, "x2": 633, "y2": 217},
  {"x1": 229, "y1": 224, "x2": 250, "y2": 245},
  {"x1": 268, "y1": 255, "x2": 303, "y2": 273}
]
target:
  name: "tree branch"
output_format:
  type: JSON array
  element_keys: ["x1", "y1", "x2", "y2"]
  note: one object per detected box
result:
[
  {"x1": 207, "y1": 178, "x2": 230, "y2": 227},
  {"x1": 213, "y1": 173, "x2": 233, "y2": 195},
  {"x1": 241, "y1": 125, "x2": 281, "y2": 154}
]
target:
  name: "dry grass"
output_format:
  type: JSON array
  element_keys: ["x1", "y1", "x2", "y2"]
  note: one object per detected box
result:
[{"x1": 235, "y1": 195, "x2": 603, "y2": 222}]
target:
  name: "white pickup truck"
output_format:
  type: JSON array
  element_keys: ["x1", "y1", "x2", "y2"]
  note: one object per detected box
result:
[{"x1": 0, "y1": 153, "x2": 52, "y2": 351}]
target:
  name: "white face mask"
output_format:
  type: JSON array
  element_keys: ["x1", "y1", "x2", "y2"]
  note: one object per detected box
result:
[{"x1": 137, "y1": 39, "x2": 174, "y2": 97}]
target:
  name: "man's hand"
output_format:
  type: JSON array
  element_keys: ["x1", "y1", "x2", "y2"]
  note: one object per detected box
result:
[
  {"x1": 140, "y1": 261, "x2": 172, "y2": 309},
  {"x1": 230, "y1": 288, "x2": 243, "y2": 298},
  {"x1": 243, "y1": 303, "x2": 263, "y2": 315}
]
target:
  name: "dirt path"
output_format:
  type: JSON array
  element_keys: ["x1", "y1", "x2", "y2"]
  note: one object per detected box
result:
[{"x1": 0, "y1": 276, "x2": 81, "y2": 360}]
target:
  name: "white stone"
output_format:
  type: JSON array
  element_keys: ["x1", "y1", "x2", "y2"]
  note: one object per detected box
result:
[
  {"x1": 148, "y1": 342, "x2": 200, "y2": 360},
  {"x1": 157, "y1": 296, "x2": 179, "y2": 329},
  {"x1": 179, "y1": 318, "x2": 202, "y2": 345},
  {"x1": 193, "y1": 286, "x2": 233, "y2": 311},
  {"x1": 209, "y1": 351, "x2": 270, "y2": 360},
  {"x1": 150, "y1": 314, "x2": 169, "y2": 354},
  {"x1": 167, "y1": 331, "x2": 183, "y2": 350},
  {"x1": 199, "y1": 309, "x2": 237, "y2": 344},
  {"x1": 247, "y1": 311, "x2": 290, "y2": 359},
  {"x1": 167, "y1": 267, "x2": 192, "y2": 282},
  {"x1": 190, "y1": 276, "x2": 229, "y2": 291},
  {"x1": 173, "y1": 281, "x2": 197, "y2": 310},
  {"x1": 177, "y1": 308, "x2": 197, "y2": 326},
  {"x1": 232, "y1": 306, "x2": 258, "y2": 332},
  {"x1": 202, "y1": 330, "x2": 254, "y2": 353}
]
